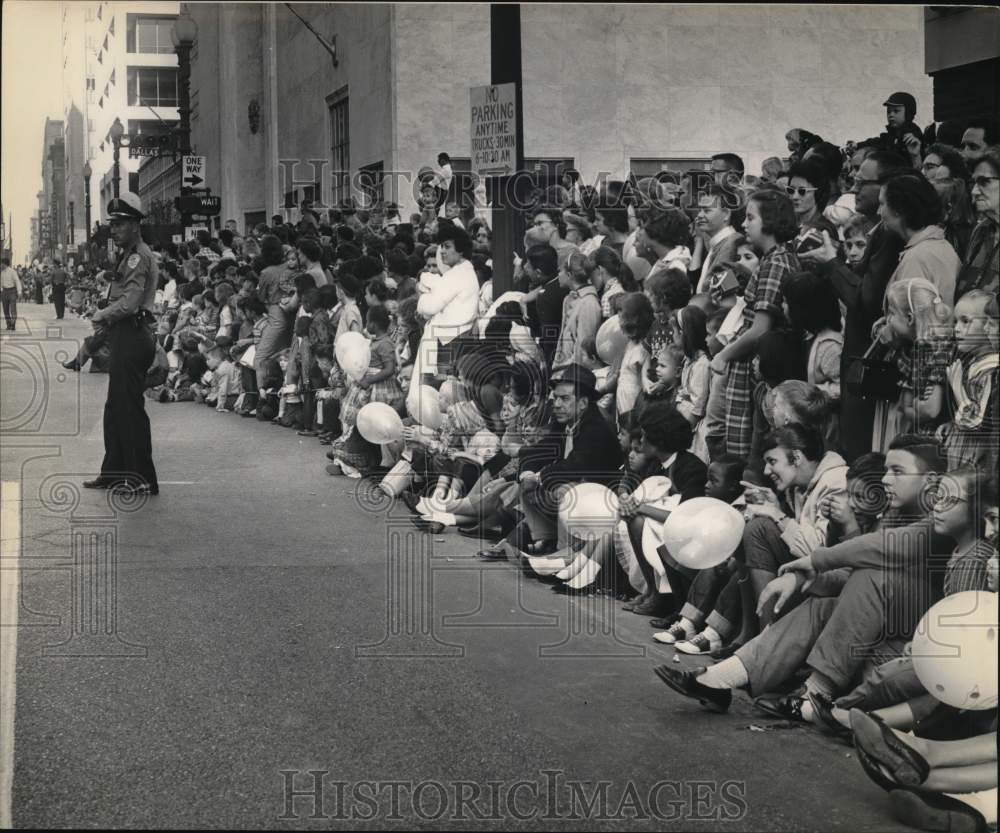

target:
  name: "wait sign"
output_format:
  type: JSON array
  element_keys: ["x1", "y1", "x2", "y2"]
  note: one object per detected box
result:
[{"x1": 470, "y1": 83, "x2": 517, "y2": 177}]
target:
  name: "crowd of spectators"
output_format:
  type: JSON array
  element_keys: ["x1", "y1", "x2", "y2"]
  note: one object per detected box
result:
[{"x1": 45, "y1": 96, "x2": 1000, "y2": 832}]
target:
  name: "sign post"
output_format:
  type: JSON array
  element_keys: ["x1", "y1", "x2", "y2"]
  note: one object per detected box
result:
[{"x1": 487, "y1": 5, "x2": 525, "y2": 295}]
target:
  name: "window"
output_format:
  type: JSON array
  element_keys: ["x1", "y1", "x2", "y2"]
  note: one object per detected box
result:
[
  {"x1": 127, "y1": 67, "x2": 178, "y2": 107},
  {"x1": 128, "y1": 172, "x2": 140, "y2": 194},
  {"x1": 128, "y1": 119, "x2": 175, "y2": 137},
  {"x1": 358, "y1": 162, "x2": 384, "y2": 208},
  {"x1": 327, "y1": 88, "x2": 349, "y2": 205},
  {"x1": 283, "y1": 183, "x2": 321, "y2": 210},
  {"x1": 127, "y1": 15, "x2": 176, "y2": 54},
  {"x1": 86, "y1": 77, "x2": 96, "y2": 90}
]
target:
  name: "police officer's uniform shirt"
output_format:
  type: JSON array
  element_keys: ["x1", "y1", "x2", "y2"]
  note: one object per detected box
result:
[{"x1": 103, "y1": 241, "x2": 158, "y2": 325}]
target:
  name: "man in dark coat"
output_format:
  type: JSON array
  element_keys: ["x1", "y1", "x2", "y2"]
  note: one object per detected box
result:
[
  {"x1": 479, "y1": 364, "x2": 623, "y2": 561},
  {"x1": 799, "y1": 150, "x2": 909, "y2": 462}
]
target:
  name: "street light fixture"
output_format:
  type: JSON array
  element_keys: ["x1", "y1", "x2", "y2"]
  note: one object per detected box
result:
[
  {"x1": 172, "y1": 10, "x2": 197, "y2": 158},
  {"x1": 110, "y1": 117, "x2": 125, "y2": 199},
  {"x1": 171, "y1": 10, "x2": 197, "y2": 46},
  {"x1": 83, "y1": 161, "x2": 92, "y2": 262}
]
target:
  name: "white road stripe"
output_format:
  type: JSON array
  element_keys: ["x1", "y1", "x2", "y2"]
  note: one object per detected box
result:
[{"x1": 0, "y1": 480, "x2": 21, "y2": 829}]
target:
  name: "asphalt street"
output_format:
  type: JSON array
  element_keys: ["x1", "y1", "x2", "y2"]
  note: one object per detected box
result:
[{"x1": 1, "y1": 303, "x2": 916, "y2": 830}]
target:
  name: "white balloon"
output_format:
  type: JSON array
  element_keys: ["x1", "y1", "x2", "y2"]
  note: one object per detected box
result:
[
  {"x1": 438, "y1": 379, "x2": 459, "y2": 411},
  {"x1": 661, "y1": 497, "x2": 744, "y2": 569},
  {"x1": 356, "y1": 402, "x2": 404, "y2": 445},
  {"x1": 632, "y1": 475, "x2": 673, "y2": 505},
  {"x1": 677, "y1": 540, "x2": 706, "y2": 567},
  {"x1": 335, "y1": 331, "x2": 371, "y2": 382},
  {"x1": 558, "y1": 483, "x2": 619, "y2": 540},
  {"x1": 912, "y1": 591, "x2": 998, "y2": 711},
  {"x1": 596, "y1": 315, "x2": 628, "y2": 366},
  {"x1": 509, "y1": 323, "x2": 537, "y2": 356},
  {"x1": 406, "y1": 384, "x2": 443, "y2": 430}
]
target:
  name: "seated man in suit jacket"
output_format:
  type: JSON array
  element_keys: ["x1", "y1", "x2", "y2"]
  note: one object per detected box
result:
[{"x1": 497, "y1": 364, "x2": 623, "y2": 559}]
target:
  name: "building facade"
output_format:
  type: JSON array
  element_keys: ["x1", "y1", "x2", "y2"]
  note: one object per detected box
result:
[
  {"x1": 58, "y1": 0, "x2": 180, "y2": 229},
  {"x1": 924, "y1": 6, "x2": 1000, "y2": 124},
  {"x1": 186, "y1": 3, "x2": 937, "y2": 232},
  {"x1": 34, "y1": 119, "x2": 65, "y2": 262}
]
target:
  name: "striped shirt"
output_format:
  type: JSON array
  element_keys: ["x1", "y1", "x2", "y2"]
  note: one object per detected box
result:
[{"x1": 943, "y1": 539, "x2": 994, "y2": 596}]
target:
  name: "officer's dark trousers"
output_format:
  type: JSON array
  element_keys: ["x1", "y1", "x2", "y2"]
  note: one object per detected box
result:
[
  {"x1": 51, "y1": 284, "x2": 66, "y2": 318},
  {"x1": 100, "y1": 319, "x2": 157, "y2": 488}
]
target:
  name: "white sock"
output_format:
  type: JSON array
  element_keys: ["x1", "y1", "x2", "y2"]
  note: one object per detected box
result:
[
  {"x1": 702, "y1": 625, "x2": 723, "y2": 643},
  {"x1": 675, "y1": 617, "x2": 696, "y2": 636},
  {"x1": 697, "y1": 657, "x2": 749, "y2": 690}
]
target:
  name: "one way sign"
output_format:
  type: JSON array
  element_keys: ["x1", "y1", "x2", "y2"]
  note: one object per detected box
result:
[{"x1": 182, "y1": 155, "x2": 206, "y2": 188}]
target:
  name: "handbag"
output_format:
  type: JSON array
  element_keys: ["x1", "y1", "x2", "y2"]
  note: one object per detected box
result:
[
  {"x1": 238, "y1": 344, "x2": 256, "y2": 368},
  {"x1": 844, "y1": 339, "x2": 901, "y2": 402}
]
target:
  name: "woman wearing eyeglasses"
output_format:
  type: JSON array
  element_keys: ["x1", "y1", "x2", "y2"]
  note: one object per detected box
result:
[
  {"x1": 921, "y1": 144, "x2": 976, "y2": 258},
  {"x1": 958, "y1": 146, "x2": 1000, "y2": 299}
]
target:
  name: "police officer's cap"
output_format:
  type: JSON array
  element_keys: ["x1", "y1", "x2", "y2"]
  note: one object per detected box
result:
[{"x1": 106, "y1": 192, "x2": 145, "y2": 221}]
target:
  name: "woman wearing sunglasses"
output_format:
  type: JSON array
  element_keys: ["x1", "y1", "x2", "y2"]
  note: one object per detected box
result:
[
  {"x1": 786, "y1": 159, "x2": 840, "y2": 258},
  {"x1": 785, "y1": 159, "x2": 831, "y2": 228}
]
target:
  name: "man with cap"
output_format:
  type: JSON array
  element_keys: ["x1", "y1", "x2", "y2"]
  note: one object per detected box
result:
[
  {"x1": 49, "y1": 256, "x2": 69, "y2": 319},
  {"x1": 83, "y1": 193, "x2": 159, "y2": 495},
  {"x1": 478, "y1": 364, "x2": 622, "y2": 561},
  {"x1": 879, "y1": 92, "x2": 924, "y2": 167}
]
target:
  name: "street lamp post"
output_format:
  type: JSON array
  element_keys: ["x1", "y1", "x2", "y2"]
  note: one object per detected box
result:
[
  {"x1": 110, "y1": 117, "x2": 125, "y2": 199},
  {"x1": 172, "y1": 11, "x2": 198, "y2": 158},
  {"x1": 83, "y1": 161, "x2": 92, "y2": 262}
]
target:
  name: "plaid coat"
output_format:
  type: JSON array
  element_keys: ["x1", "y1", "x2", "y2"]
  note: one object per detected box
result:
[{"x1": 723, "y1": 244, "x2": 799, "y2": 458}]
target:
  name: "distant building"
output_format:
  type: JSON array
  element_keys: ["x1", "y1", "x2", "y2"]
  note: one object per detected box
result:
[
  {"x1": 58, "y1": 0, "x2": 180, "y2": 231},
  {"x1": 36, "y1": 119, "x2": 65, "y2": 262}
]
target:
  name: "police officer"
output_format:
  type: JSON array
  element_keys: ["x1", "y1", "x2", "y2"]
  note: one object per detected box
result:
[
  {"x1": 50, "y1": 256, "x2": 68, "y2": 319},
  {"x1": 83, "y1": 194, "x2": 159, "y2": 495}
]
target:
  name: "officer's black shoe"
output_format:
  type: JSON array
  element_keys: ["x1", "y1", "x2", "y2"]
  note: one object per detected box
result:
[
  {"x1": 111, "y1": 479, "x2": 159, "y2": 497},
  {"x1": 83, "y1": 477, "x2": 115, "y2": 490},
  {"x1": 63, "y1": 358, "x2": 81, "y2": 372}
]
